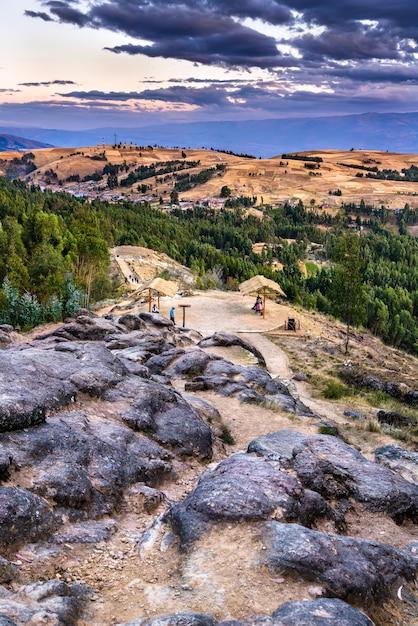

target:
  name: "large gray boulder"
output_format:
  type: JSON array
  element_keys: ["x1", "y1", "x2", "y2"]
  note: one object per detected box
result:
[
  {"x1": 263, "y1": 522, "x2": 417, "y2": 603},
  {"x1": 0, "y1": 342, "x2": 127, "y2": 431},
  {"x1": 170, "y1": 453, "x2": 335, "y2": 549},
  {"x1": 249, "y1": 430, "x2": 418, "y2": 523},
  {"x1": 0, "y1": 487, "x2": 56, "y2": 547},
  {"x1": 270, "y1": 598, "x2": 376, "y2": 625},
  {"x1": 0, "y1": 412, "x2": 172, "y2": 524},
  {"x1": 291, "y1": 434, "x2": 418, "y2": 522},
  {"x1": 120, "y1": 379, "x2": 213, "y2": 458},
  {"x1": 374, "y1": 444, "x2": 418, "y2": 483},
  {"x1": 183, "y1": 359, "x2": 312, "y2": 415},
  {"x1": 118, "y1": 600, "x2": 376, "y2": 626},
  {"x1": 0, "y1": 580, "x2": 91, "y2": 626},
  {"x1": 198, "y1": 332, "x2": 266, "y2": 367},
  {"x1": 122, "y1": 613, "x2": 216, "y2": 626},
  {"x1": 35, "y1": 309, "x2": 125, "y2": 342}
]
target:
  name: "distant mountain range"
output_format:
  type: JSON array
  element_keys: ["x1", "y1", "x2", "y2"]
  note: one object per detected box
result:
[
  {"x1": 3, "y1": 111, "x2": 418, "y2": 158},
  {"x1": 0, "y1": 134, "x2": 52, "y2": 152}
]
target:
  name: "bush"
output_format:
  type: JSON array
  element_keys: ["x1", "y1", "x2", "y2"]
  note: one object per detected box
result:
[
  {"x1": 219, "y1": 424, "x2": 235, "y2": 445},
  {"x1": 322, "y1": 380, "x2": 352, "y2": 399}
]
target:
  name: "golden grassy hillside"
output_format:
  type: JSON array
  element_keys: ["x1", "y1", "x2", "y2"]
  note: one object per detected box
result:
[{"x1": 2, "y1": 145, "x2": 418, "y2": 208}]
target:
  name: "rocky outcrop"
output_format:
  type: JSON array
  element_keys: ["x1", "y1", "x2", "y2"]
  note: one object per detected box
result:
[
  {"x1": 123, "y1": 613, "x2": 216, "y2": 626},
  {"x1": 339, "y1": 365, "x2": 418, "y2": 407},
  {"x1": 0, "y1": 311, "x2": 415, "y2": 626},
  {"x1": 36, "y1": 309, "x2": 126, "y2": 342},
  {"x1": 263, "y1": 522, "x2": 416, "y2": 602},
  {"x1": 248, "y1": 430, "x2": 418, "y2": 523},
  {"x1": 183, "y1": 361, "x2": 312, "y2": 415},
  {"x1": 119, "y1": 379, "x2": 213, "y2": 458},
  {"x1": 0, "y1": 324, "x2": 20, "y2": 346},
  {"x1": 0, "y1": 342, "x2": 126, "y2": 431},
  {"x1": 0, "y1": 411, "x2": 172, "y2": 533},
  {"x1": 170, "y1": 452, "x2": 338, "y2": 549},
  {"x1": 198, "y1": 332, "x2": 266, "y2": 367},
  {"x1": 0, "y1": 487, "x2": 56, "y2": 547},
  {"x1": 374, "y1": 444, "x2": 418, "y2": 483},
  {"x1": 0, "y1": 580, "x2": 91, "y2": 626},
  {"x1": 118, "y1": 599, "x2": 376, "y2": 626}
]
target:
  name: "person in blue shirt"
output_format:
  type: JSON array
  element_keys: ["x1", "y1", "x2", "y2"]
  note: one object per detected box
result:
[{"x1": 170, "y1": 306, "x2": 175, "y2": 324}]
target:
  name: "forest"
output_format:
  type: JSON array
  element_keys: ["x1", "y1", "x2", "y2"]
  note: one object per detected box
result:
[{"x1": 0, "y1": 176, "x2": 417, "y2": 355}]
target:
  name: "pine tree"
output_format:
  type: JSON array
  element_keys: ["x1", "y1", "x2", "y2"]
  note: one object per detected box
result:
[{"x1": 328, "y1": 232, "x2": 366, "y2": 353}]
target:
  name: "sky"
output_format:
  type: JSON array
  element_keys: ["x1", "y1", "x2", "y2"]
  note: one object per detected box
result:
[{"x1": 2, "y1": 0, "x2": 418, "y2": 129}]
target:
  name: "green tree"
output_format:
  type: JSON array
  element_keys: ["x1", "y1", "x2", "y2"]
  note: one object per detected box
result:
[
  {"x1": 70, "y1": 210, "x2": 109, "y2": 307},
  {"x1": 220, "y1": 185, "x2": 232, "y2": 198},
  {"x1": 328, "y1": 232, "x2": 366, "y2": 353},
  {"x1": 170, "y1": 189, "x2": 179, "y2": 205}
]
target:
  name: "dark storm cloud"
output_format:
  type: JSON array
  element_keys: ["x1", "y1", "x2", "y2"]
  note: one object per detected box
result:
[
  {"x1": 291, "y1": 27, "x2": 405, "y2": 63},
  {"x1": 26, "y1": 1, "x2": 418, "y2": 83},
  {"x1": 43, "y1": 1, "x2": 91, "y2": 27},
  {"x1": 19, "y1": 80, "x2": 77, "y2": 87},
  {"x1": 285, "y1": 0, "x2": 418, "y2": 29},
  {"x1": 28, "y1": 0, "x2": 285, "y2": 68},
  {"x1": 106, "y1": 35, "x2": 282, "y2": 70}
]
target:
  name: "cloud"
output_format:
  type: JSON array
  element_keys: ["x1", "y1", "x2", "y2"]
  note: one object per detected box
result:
[
  {"x1": 19, "y1": 80, "x2": 77, "y2": 87},
  {"x1": 28, "y1": 0, "x2": 286, "y2": 68},
  {"x1": 23, "y1": 0, "x2": 418, "y2": 117},
  {"x1": 26, "y1": 0, "x2": 418, "y2": 70},
  {"x1": 59, "y1": 86, "x2": 232, "y2": 107},
  {"x1": 24, "y1": 10, "x2": 54, "y2": 21},
  {"x1": 44, "y1": 1, "x2": 91, "y2": 27}
]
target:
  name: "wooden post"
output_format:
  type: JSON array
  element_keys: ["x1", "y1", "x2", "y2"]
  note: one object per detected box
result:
[
  {"x1": 148, "y1": 288, "x2": 152, "y2": 312},
  {"x1": 178, "y1": 304, "x2": 191, "y2": 327}
]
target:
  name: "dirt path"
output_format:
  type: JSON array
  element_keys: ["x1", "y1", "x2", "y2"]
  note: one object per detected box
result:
[{"x1": 107, "y1": 289, "x2": 318, "y2": 376}]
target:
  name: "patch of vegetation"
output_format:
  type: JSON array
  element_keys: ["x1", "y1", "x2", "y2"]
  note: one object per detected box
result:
[
  {"x1": 365, "y1": 418, "x2": 382, "y2": 433},
  {"x1": 1, "y1": 171, "x2": 418, "y2": 353},
  {"x1": 174, "y1": 165, "x2": 225, "y2": 193},
  {"x1": 219, "y1": 424, "x2": 235, "y2": 445},
  {"x1": 282, "y1": 153, "x2": 323, "y2": 163},
  {"x1": 359, "y1": 390, "x2": 418, "y2": 421},
  {"x1": 317, "y1": 424, "x2": 339, "y2": 436},
  {"x1": 322, "y1": 380, "x2": 353, "y2": 399}
]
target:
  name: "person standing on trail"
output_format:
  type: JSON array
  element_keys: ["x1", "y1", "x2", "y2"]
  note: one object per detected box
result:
[{"x1": 170, "y1": 306, "x2": 175, "y2": 324}]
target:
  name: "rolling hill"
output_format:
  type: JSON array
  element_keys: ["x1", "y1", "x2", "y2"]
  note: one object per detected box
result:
[
  {"x1": 0, "y1": 133, "x2": 52, "y2": 152},
  {"x1": 2, "y1": 143, "x2": 418, "y2": 209}
]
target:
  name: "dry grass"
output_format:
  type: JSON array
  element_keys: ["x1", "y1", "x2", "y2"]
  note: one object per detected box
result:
[{"x1": 3, "y1": 146, "x2": 418, "y2": 208}]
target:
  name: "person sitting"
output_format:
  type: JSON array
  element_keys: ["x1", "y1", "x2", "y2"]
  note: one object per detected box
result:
[
  {"x1": 152, "y1": 304, "x2": 159, "y2": 313},
  {"x1": 253, "y1": 295, "x2": 262, "y2": 313},
  {"x1": 255, "y1": 299, "x2": 263, "y2": 315}
]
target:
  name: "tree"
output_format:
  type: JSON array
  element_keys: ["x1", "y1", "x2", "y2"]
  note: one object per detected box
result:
[
  {"x1": 170, "y1": 189, "x2": 179, "y2": 205},
  {"x1": 220, "y1": 185, "x2": 232, "y2": 198},
  {"x1": 70, "y1": 210, "x2": 109, "y2": 307},
  {"x1": 328, "y1": 232, "x2": 366, "y2": 353}
]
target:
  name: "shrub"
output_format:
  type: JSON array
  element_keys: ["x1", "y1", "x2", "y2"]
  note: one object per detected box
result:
[
  {"x1": 322, "y1": 380, "x2": 352, "y2": 399},
  {"x1": 219, "y1": 424, "x2": 235, "y2": 445}
]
